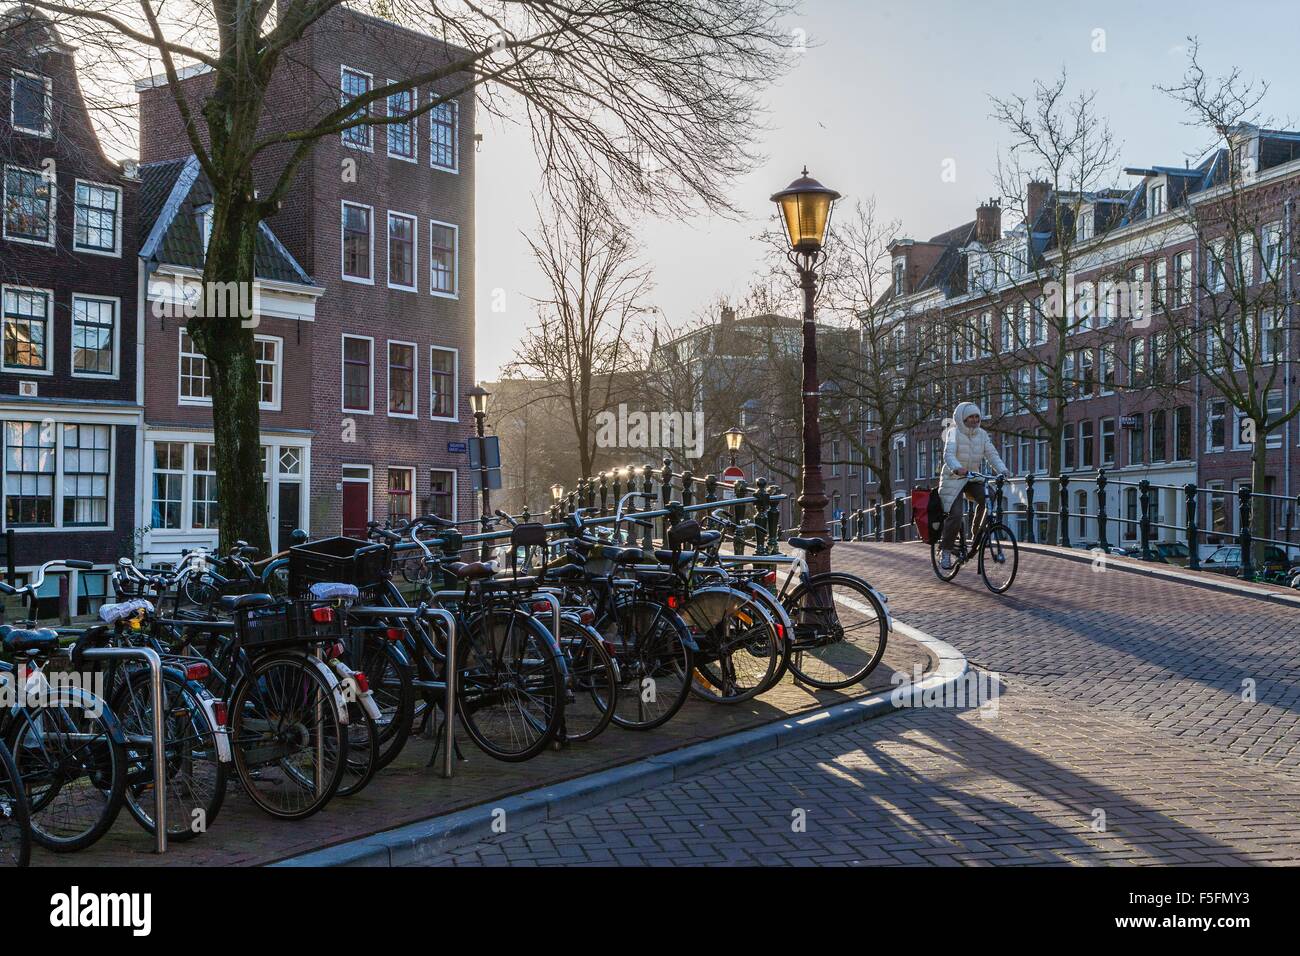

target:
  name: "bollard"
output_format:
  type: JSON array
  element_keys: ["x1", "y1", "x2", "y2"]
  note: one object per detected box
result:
[
  {"x1": 1139, "y1": 479, "x2": 1153, "y2": 560},
  {"x1": 1024, "y1": 472, "x2": 1037, "y2": 543},
  {"x1": 1237, "y1": 484, "x2": 1254, "y2": 579},
  {"x1": 1058, "y1": 472, "x2": 1072, "y2": 548},
  {"x1": 1096, "y1": 470, "x2": 1109, "y2": 552},
  {"x1": 1184, "y1": 483, "x2": 1200, "y2": 571}
]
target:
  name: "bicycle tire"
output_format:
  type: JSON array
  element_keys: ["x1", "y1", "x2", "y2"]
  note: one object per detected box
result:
[
  {"x1": 978, "y1": 523, "x2": 1019, "y2": 594},
  {"x1": 784, "y1": 572, "x2": 889, "y2": 689}
]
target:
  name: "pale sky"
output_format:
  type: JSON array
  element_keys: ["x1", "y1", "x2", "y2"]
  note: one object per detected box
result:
[{"x1": 473, "y1": 0, "x2": 1300, "y2": 379}]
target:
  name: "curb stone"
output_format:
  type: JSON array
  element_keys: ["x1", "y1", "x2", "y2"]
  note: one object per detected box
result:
[{"x1": 272, "y1": 619, "x2": 966, "y2": 867}]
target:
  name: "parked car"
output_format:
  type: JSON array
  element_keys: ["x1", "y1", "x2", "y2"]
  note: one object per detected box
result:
[
  {"x1": 1200, "y1": 545, "x2": 1297, "y2": 576},
  {"x1": 1118, "y1": 541, "x2": 1192, "y2": 566}
]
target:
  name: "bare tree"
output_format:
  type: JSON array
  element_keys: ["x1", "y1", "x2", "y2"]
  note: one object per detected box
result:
[
  {"x1": 505, "y1": 178, "x2": 650, "y2": 480},
  {"x1": 15, "y1": 0, "x2": 797, "y2": 550}
]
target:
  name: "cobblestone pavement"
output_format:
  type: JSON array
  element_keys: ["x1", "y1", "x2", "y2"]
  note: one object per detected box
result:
[{"x1": 417, "y1": 543, "x2": 1300, "y2": 866}]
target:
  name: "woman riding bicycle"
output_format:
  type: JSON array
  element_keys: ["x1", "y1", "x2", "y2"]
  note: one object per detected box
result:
[{"x1": 937, "y1": 402, "x2": 1010, "y2": 572}]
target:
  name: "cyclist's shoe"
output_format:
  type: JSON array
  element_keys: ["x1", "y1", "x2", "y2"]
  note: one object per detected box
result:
[{"x1": 940, "y1": 551, "x2": 953, "y2": 571}]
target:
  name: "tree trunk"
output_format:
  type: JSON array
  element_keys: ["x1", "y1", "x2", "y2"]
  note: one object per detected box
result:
[{"x1": 191, "y1": 193, "x2": 271, "y2": 556}]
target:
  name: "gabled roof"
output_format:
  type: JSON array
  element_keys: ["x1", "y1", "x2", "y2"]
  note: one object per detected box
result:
[{"x1": 138, "y1": 156, "x2": 317, "y2": 288}]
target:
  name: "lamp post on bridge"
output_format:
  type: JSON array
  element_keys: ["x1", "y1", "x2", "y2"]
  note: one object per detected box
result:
[{"x1": 771, "y1": 168, "x2": 841, "y2": 573}]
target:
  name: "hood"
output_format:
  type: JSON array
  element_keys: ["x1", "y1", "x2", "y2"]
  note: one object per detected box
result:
[{"x1": 953, "y1": 402, "x2": 983, "y2": 436}]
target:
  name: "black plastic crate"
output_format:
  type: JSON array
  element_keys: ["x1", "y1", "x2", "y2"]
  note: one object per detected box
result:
[
  {"x1": 234, "y1": 599, "x2": 344, "y2": 652},
  {"x1": 288, "y1": 536, "x2": 390, "y2": 596}
]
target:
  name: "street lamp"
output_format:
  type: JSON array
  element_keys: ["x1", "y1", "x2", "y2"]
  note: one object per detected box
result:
[
  {"x1": 724, "y1": 427, "x2": 745, "y2": 467},
  {"x1": 468, "y1": 384, "x2": 491, "y2": 558},
  {"x1": 771, "y1": 168, "x2": 841, "y2": 573}
]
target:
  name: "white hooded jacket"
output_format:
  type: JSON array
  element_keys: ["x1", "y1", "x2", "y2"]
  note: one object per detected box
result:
[{"x1": 937, "y1": 402, "x2": 1010, "y2": 510}]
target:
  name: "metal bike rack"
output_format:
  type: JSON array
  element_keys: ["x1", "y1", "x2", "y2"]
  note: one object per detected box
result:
[{"x1": 79, "y1": 646, "x2": 168, "y2": 854}]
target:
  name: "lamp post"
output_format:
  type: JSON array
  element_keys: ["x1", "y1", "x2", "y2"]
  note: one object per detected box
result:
[
  {"x1": 468, "y1": 384, "x2": 491, "y2": 559},
  {"x1": 771, "y1": 168, "x2": 841, "y2": 573}
]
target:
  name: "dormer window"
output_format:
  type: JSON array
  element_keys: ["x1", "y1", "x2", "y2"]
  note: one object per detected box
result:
[
  {"x1": 893, "y1": 260, "x2": 906, "y2": 296},
  {"x1": 1076, "y1": 209, "x2": 1094, "y2": 242},
  {"x1": 1148, "y1": 182, "x2": 1165, "y2": 217}
]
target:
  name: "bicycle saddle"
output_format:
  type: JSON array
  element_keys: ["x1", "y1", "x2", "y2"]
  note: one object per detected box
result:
[
  {"x1": 788, "y1": 536, "x2": 829, "y2": 554},
  {"x1": 219, "y1": 593, "x2": 277, "y2": 612},
  {"x1": 0, "y1": 625, "x2": 59, "y2": 653}
]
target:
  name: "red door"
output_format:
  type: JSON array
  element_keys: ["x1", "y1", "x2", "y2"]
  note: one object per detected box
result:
[{"x1": 342, "y1": 480, "x2": 370, "y2": 539}]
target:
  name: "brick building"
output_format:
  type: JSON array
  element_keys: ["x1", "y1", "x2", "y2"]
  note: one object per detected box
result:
[
  {"x1": 0, "y1": 8, "x2": 139, "y2": 611},
  {"x1": 828, "y1": 124, "x2": 1300, "y2": 556},
  {"x1": 135, "y1": 6, "x2": 476, "y2": 541}
]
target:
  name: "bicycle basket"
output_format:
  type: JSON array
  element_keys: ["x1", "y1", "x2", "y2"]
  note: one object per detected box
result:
[
  {"x1": 233, "y1": 599, "x2": 345, "y2": 652},
  {"x1": 288, "y1": 536, "x2": 391, "y2": 596}
]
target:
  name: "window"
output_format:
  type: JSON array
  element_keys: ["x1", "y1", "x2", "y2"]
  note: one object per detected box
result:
[
  {"x1": 430, "y1": 347, "x2": 457, "y2": 419},
  {"x1": 388, "y1": 341, "x2": 416, "y2": 417},
  {"x1": 3, "y1": 165, "x2": 54, "y2": 244},
  {"x1": 1127, "y1": 337, "x2": 1146, "y2": 388},
  {"x1": 1127, "y1": 413, "x2": 1144, "y2": 465},
  {"x1": 73, "y1": 182, "x2": 121, "y2": 254},
  {"x1": 386, "y1": 86, "x2": 417, "y2": 160},
  {"x1": 1150, "y1": 409, "x2": 1166, "y2": 462},
  {"x1": 10, "y1": 70, "x2": 51, "y2": 136},
  {"x1": 178, "y1": 329, "x2": 211, "y2": 403},
  {"x1": 429, "y1": 221, "x2": 458, "y2": 296},
  {"x1": 1100, "y1": 418, "x2": 1115, "y2": 466},
  {"x1": 342, "y1": 202, "x2": 374, "y2": 282},
  {"x1": 62, "y1": 426, "x2": 110, "y2": 528},
  {"x1": 429, "y1": 469, "x2": 456, "y2": 521},
  {"x1": 429, "y1": 99, "x2": 459, "y2": 171},
  {"x1": 388, "y1": 467, "x2": 415, "y2": 523},
  {"x1": 191, "y1": 444, "x2": 218, "y2": 529},
  {"x1": 1148, "y1": 182, "x2": 1165, "y2": 217},
  {"x1": 71, "y1": 295, "x2": 116, "y2": 376},
  {"x1": 340, "y1": 67, "x2": 373, "y2": 149},
  {"x1": 255, "y1": 336, "x2": 281, "y2": 409},
  {"x1": 1206, "y1": 399, "x2": 1226, "y2": 452},
  {"x1": 342, "y1": 335, "x2": 373, "y2": 412},
  {"x1": 150, "y1": 442, "x2": 184, "y2": 529},
  {"x1": 1173, "y1": 251, "x2": 1192, "y2": 305},
  {"x1": 2, "y1": 286, "x2": 51, "y2": 371},
  {"x1": 387, "y1": 212, "x2": 417, "y2": 290},
  {"x1": 4, "y1": 421, "x2": 54, "y2": 526},
  {"x1": 1174, "y1": 405, "x2": 1192, "y2": 460}
]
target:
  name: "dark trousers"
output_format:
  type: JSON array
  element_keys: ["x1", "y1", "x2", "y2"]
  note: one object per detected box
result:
[{"x1": 940, "y1": 480, "x2": 986, "y2": 551}]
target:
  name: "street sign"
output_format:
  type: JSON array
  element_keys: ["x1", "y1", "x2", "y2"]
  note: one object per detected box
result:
[
  {"x1": 468, "y1": 435, "x2": 501, "y2": 469},
  {"x1": 447, "y1": 441, "x2": 467, "y2": 454}
]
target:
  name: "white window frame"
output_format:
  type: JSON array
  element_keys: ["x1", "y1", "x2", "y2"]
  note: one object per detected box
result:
[
  {"x1": 386, "y1": 210, "x2": 418, "y2": 292},
  {"x1": 70, "y1": 293, "x2": 120, "y2": 380},
  {"x1": 339, "y1": 65, "x2": 374, "y2": 152},
  {"x1": 255, "y1": 334, "x2": 283, "y2": 411},
  {"x1": 341, "y1": 200, "x2": 375, "y2": 285},
  {"x1": 2, "y1": 163, "x2": 56, "y2": 247},
  {"x1": 1, "y1": 284, "x2": 53, "y2": 375},
  {"x1": 387, "y1": 339, "x2": 418, "y2": 419},
  {"x1": 385, "y1": 82, "x2": 418, "y2": 163},
  {"x1": 429, "y1": 345, "x2": 459, "y2": 422},
  {"x1": 341, "y1": 334, "x2": 375, "y2": 415},
  {"x1": 71, "y1": 180, "x2": 122, "y2": 256},
  {"x1": 3, "y1": 419, "x2": 115, "y2": 533},
  {"x1": 428, "y1": 467, "x2": 458, "y2": 523},
  {"x1": 429, "y1": 98, "x2": 459, "y2": 173},
  {"x1": 9, "y1": 70, "x2": 52, "y2": 137},
  {"x1": 428, "y1": 219, "x2": 459, "y2": 298}
]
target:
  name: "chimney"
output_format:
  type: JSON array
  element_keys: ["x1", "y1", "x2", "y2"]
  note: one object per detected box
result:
[
  {"x1": 975, "y1": 198, "x2": 1002, "y2": 244},
  {"x1": 1026, "y1": 181, "x2": 1049, "y2": 227}
]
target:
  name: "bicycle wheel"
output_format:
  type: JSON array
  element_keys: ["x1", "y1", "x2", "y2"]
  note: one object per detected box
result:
[
  {"x1": 8, "y1": 700, "x2": 127, "y2": 853},
  {"x1": 930, "y1": 527, "x2": 964, "y2": 582},
  {"x1": 228, "y1": 653, "x2": 347, "y2": 820},
  {"x1": 979, "y1": 524, "x2": 1019, "y2": 594},
  {"x1": 604, "y1": 599, "x2": 694, "y2": 731},
  {"x1": 557, "y1": 619, "x2": 616, "y2": 743},
  {"x1": 681, "y1": 588, "x2": 780, "y2": 704},
  {"x1": 0, "y1": 739, "x2": 30, "y2": 867},
  {"x1": 784, "y1": 573, "x2": 889, "y2": 689},
  {"x1": 357, "y1": 635, "x2": 414, "y2": 770},
  {"x1": 111, "y1": 669, "x2": 227, "y2": 842},
  {"x1": 457, "y1": 609, "x2": 564, "y2": 762}
]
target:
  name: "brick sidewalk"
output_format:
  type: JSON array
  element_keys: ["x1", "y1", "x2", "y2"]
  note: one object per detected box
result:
[
  {"x1": 33, "y1": 606, "x2": 931, "y2": 867},
  {"x1": 416, "y1": 542, "x2": 1300, "y2": 866}
]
